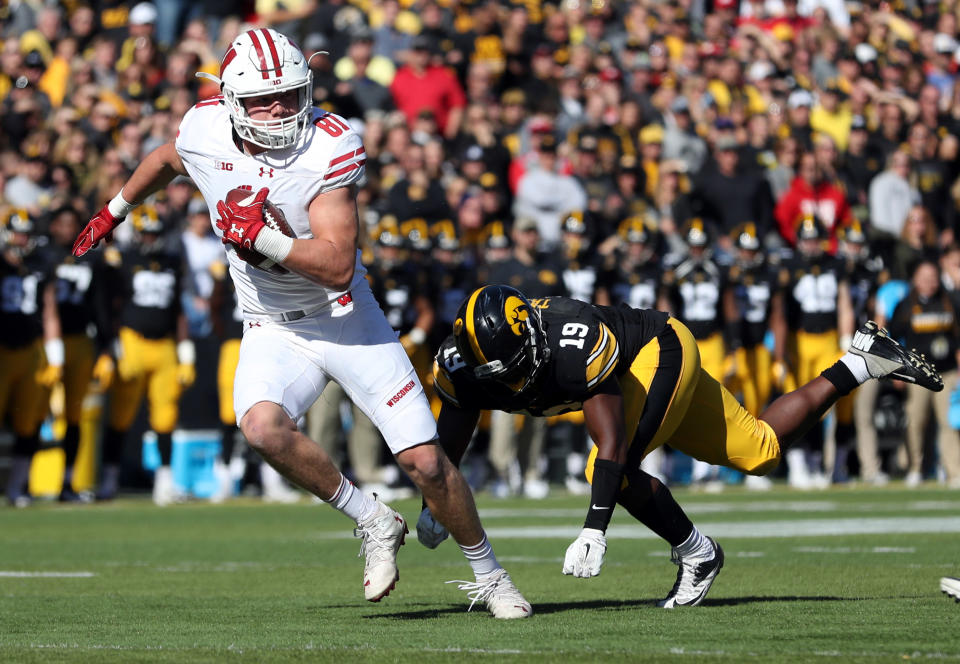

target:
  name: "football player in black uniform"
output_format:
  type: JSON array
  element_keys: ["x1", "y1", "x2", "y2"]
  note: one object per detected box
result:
[
  {"x1": 97, "y1": 206, "x2": 195, "y2": 504},
  {"x1": 599, "y1": 216, "x2": 664, "y2": 312},
  {"x1": 43, "y1": 206, "x2": 115, "y2": 502},
  {"x1": 428, "y1": 220, "x2": 477, "y2": 355},
  {"x1": 723, "y1": 223, "x2": 776, "y2": 418},
  {"x1": 1, "y1": 210, "x2": 62, "y2": 506},
  {"x1": 420, "y1": 285, "x2": 942, "y2": 607},
  {"x1": 558, "y1": 211, "x2": 605, "y2": 304},
  {"x1": 772, "y1": 214, "x2": 855, "y2": 488},
  {"x1": 838, "y1": 221, "x2": 889, "y2": 484},
  {"x1": 663, "y1": 219, "x2": 728, "y2": 487},
  {"x1": 663, "y1": 219, "x2": 727, "y2": 382}
]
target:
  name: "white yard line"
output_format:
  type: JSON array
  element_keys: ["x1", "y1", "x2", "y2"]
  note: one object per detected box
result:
[
  {"x1": 0, "y1": 571, "x2": 95, "y2": 578},
  {"x1": 484, "y1": 516, "x2": 960, "y2": 540},
  {"x1": 478, "y1": 500, "x2": 960, "y2": 519}
]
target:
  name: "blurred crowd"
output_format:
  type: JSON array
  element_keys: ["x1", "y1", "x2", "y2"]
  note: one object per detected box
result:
[{"x1": 3, "y1": 0, "x2": 960, "y2": 504}]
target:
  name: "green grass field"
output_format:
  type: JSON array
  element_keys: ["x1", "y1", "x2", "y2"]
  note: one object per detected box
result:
[{"x1": 1, "y1": 485, "x2": 959, "y2": 663}]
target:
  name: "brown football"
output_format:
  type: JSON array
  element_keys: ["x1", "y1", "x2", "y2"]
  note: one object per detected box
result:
[{"x1": 224, "y1": 188, "x2": 295, "y2": 275}]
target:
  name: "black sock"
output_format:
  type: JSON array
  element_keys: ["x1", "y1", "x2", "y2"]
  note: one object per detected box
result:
[
  {"x1": 821, "y1": 361, "x2": 859, "y2": 396},
  {"x1": 221, "y1": 424, "x2": 238, "y2": 463},
  {"x1": 102, "y1": 428, "x2": 126, "y2": 466},
  {"x1": 12, "y1": 433, "x2": 40, "y2": 457},
  {"x1": 156, "y1": 432, "x2": 173, "y2": 466},
  {"x1": 62, "y1": 423, "x2": 81, "y2": 470},
  {"x1": 618, "y1": 470, "x2": 693, "y2": 547}
]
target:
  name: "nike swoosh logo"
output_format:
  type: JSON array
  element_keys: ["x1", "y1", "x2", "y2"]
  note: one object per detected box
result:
[{"x1": 591, "y1": 504, "x2": 611, "y2": 510}]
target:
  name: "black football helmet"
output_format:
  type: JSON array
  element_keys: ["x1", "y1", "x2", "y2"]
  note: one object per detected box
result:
[
  {"x1": 453, "y1": 285, "x2": 550, "y2": 395},
  {"x1": 1, "y1": 208, "x2": 37, "y2": 256}
]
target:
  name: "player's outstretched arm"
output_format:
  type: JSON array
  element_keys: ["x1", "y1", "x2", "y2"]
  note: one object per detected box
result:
[
  {"x1": 73, "y1": 143, "x2": 188, "y2": 257},
  {"x1": 563, "y1": 381, "x2": 628, "y2": 578}
]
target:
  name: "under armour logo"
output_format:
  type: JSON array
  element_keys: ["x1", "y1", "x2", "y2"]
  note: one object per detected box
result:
[
  {"x1": 259, "y1": 167, "x2": 274, "y2": 178},
  {"x1": 247, "y1": 321, "x2": 261, "y2": 328},
  {"x1": 230, "y1": 223, "x2": 244, "y2": 238}
]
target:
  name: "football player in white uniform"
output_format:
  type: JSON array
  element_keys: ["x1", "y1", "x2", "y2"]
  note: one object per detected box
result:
[{"x1": 72, "y1": 28, "x2": 530, "y2": 618}]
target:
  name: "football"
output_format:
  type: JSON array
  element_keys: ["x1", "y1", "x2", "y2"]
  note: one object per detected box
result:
[{"x1": 224, "y1": 187, "x2": 295, "y2": 274}]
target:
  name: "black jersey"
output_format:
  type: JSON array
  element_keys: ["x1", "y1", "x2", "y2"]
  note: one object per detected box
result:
[
  {"x1": 109, "y1": 246, "x2": 183, "y2": 339},
  {"x1": 602, "y1": 254, "x2": 662, "y2": 311},
  {"x1": 367, "y1": 259, "x2": 431, "y2": 335},
  {"x1": 663, "y1": 257, "x2": 725, "y2": 340},
  {"x1": 434, "y1": 296, "x2": 670, "y2": 416},
  {"x1": 778, "y1": 254, "x2": 845, "y2": 334},
  {"x1": 430, "y1": 261, "x2": 478, "y2": 349},
  {"x1": 0, "y1": 250, "x2": 52, "y2": 348},
  {"x1": 843, "y1": 255, "x2": 887, "y2": 326},
  {"x1": 560, "y1": 252, "x2": 604, "y2": 304},
  {"x1": 726, "y1": 261, "x2": 776, "y2": 348},
  {"x1": 43, "y1": 245, "x2": 109, "y2": 342},
  {"x1": 486, "y1": 255, "x2": 566, "y2": 300}
]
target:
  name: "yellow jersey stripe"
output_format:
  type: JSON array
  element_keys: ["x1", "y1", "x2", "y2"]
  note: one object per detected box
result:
[
  {"x1": 586, "y1": 324, "x2": 620, "y2": 388},
  {"x1": 432, "y1": 361, "x2": 460, "y2": 407},
  {"x1": 464, "y1": 288, "x2": 488, "y2": 365}
]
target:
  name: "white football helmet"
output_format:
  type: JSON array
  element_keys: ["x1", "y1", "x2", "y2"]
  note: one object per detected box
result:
[{"x1": 200, "y1": 29, "x2": 313, "y2": 150}]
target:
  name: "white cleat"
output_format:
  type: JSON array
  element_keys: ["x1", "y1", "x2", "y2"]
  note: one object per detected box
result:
[
  {"x1": 448, "y1": 569, "x2": 533, "y2": 619},
  {"x1": 744, "y1": 474, "x2": 773, "y2": 491},
  {"x1": 355, "y1": 499, "x2": 407, "y2": 602},
  {"x1": 153, "y1": 466, "x2": 187, "y2": 506},
  {"x1": 657, "y1": 537, "x2": 724, "y2": 608},
  {"x1": 941, "y1": 576, "x2": 960, "y2": 602}
]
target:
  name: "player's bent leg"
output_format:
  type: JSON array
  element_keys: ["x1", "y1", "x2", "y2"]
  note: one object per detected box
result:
[
  {"x1": 241, "y1": 400, "x2": 407, "y2": 602},
  {"x1": 397, "y1": 442, "x2": 533, "y2": 618},
  {"x1": 239, "y1": 401, "x2": 342, "y2": 499},
  {"x1": 761, "y1": 321, "x2": 944, "y2": 453},
  {"x1": 617, "y1": 469, "x2": 723, "y2": 608}
]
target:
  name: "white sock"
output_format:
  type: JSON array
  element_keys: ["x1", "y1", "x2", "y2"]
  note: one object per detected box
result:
[
  {"x1": 460, "y1": 532, "x2": 501, "y2": 579},
  {"x1": 839, "y1": 352, "x2": 872, "y2": 384},
  {"x1": 326, "y1": 474, "x2": 378, "y2": 523},
  {"x1": 674, "y1": 525, "x2": 711, "y2": 559}
]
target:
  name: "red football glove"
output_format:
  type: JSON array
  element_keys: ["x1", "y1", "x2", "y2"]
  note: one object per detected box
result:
[
  {"x1": 215, "y1": 187, "x2": 270, "y2": 250},
  {"x1": 72, "y1": 204, "x2": 122, "y2": 257}
]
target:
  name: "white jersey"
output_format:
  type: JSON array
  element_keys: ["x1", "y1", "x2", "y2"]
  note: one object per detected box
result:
[{"x1": 175, "y1": 99, "x2": 367, "y2": 315}]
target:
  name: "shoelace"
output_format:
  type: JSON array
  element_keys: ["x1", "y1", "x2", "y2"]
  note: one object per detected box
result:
[
  {"x1": 354, "y1": 514, "x2": 397, "y2": 564},
  {"x1": 446, "y1": 572, "x2": 510, "y2": 612}
]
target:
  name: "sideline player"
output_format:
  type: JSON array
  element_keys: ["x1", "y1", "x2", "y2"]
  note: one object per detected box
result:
[
  {"x1": 71, "y1": 28, "x2": 530, "y2": 617},
  {"x1": 421, "y1": 285, "x2": 943, "y2": 607},
  {"x1": 1, "y1": 210, "x2": 62, "y2": 506}
]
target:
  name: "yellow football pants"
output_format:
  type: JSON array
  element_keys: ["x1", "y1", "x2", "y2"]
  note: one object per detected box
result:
[
  {"x1": 696, "y1": 332, "x2": 725, "y2": 382},
  {"x1": 586, "y1": 318, "x2": 782, "y2": 483},
  {"x1": 63, "y1": 334, "x2": 95, "y2": 424},
  {"x1": 0, "y1": 340, "x2": 46, "y2": 436},
  {"x1": 108, "y1": 327, "x2": 181, "y2": 433},
  {"x1": 792, "y1": 329, "x2": 853, "y2": 423},
  {"x1": 218, "y1": 339, "x2": 241, "y2": 426},
  {"x1": 729, "y1": 344, "x2": 772, "y2": 417}
]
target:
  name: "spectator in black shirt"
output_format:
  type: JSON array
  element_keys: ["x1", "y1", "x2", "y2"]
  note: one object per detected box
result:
[
  {"x1": 888, "y1": 260, "x2": 960, "y2": 488},
  {"x1": 692, "y1": 135, "x2": 774, "y2": 251}
]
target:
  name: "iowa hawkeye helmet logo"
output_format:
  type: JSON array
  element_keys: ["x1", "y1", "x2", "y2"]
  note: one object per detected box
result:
[{"x1": 505, "y1": 296, "x2": 529, "y2": 337}]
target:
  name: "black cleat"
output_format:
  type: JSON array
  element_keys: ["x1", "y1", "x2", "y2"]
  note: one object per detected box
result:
[
  {"x1": 849, "y1": 321, "x2": 944, "y2": 392},
  {"x1": 58, "y1": 486, "x2": 94, "y2": 504}
]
